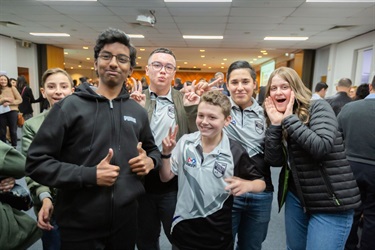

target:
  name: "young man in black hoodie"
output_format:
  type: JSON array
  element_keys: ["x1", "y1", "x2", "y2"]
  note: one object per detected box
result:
[{"x1": 26, "y1": 28, "x2": 161, "y2": 250}]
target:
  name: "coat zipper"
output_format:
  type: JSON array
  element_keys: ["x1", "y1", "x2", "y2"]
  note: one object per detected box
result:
[{"x1": 319, "y1": 163, "x2": 341, "y2": 206}]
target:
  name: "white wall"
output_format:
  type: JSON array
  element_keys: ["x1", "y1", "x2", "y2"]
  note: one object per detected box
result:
[
  {"x1": 312, "y1": 46, "x2": 330, "y2": 90},
  {"x1": 315, "y1": 31, "x2": 375, "y2": 97},
  {"x1": 0, "y1": 36, "x2": 18, "y2": 78}
]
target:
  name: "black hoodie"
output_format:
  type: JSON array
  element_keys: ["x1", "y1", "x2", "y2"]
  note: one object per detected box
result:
[{"x1": 26, "y1": 83, "x2": 161, "y2": 240}]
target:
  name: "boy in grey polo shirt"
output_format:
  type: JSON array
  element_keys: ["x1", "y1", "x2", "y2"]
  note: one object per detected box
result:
[{"x1": 159, "y1": 91, "x2": 265, "y2": 249}]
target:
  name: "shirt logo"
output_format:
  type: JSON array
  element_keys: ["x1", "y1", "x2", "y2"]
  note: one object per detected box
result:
[
  {"x1": 213, "y1": 161, "x2": 227, "y2": 178},
  {"x1": 186, "y1": 157, "x2": 197, "y2": 168},
  {"x1": 123, "y1": 116, "x2": 136, "y2": 124},
  {"x1": 167, "y1": 105, "x2": 175, "y2": 119},
  {"x1": 230, "y1": 118, "x2": 236, "y2": 125},
  {"x1": 255, "y1": 119, "x2": 264, "y2": 134}
]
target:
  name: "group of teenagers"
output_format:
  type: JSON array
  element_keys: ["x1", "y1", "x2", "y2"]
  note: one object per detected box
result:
[{"x1": 0, "y1": 27, "x2": 362, "y2": 250}]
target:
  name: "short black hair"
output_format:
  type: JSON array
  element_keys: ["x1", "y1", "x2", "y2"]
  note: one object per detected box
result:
[
  {"x1": 94, "y1": 27, "x2": 137, "y2": 69},
  {"x1": 148, "y1": 47, "x2": 176, "y2": 61},
  {"x1": 227, "y1": 61, "x2": 256, "y2": 83},
  {"x1": 314, "y1": 82, "x2": 328, "y2": 92}
]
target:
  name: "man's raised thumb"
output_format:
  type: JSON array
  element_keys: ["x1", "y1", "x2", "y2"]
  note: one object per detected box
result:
[
  {"x1": 104, "y1": 148, "x2": 114, "y2": 163},
  {"x1": 137, "y1": 142, "x2": 145, "y2": 155}
]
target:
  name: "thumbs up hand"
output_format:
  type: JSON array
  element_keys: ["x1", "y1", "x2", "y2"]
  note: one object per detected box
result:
[
  {"x1": 97, "y1": 148, "x2": 120, "y2": 186},
  {"x1": 129, "y1": 142, "x2": 154, "y2": 176}
]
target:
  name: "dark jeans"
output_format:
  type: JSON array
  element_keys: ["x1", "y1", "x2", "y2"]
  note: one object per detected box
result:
[
  {"x1": 0, "y1": 110, "x2": 18, "y2": 147},
  {"x1": 42, "y1": 217, "x2": 60, "y2": 250},
  {"x1": 345, "y1": 161, "x2": 375, "y2": 250},
  {"x1": 136, "y1": 191, "x2": 177, "y2": 250}
]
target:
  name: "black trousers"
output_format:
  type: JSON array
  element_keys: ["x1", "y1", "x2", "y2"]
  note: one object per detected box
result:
[
  {"x1": 0, "y1": 110, "x2": 18, "y2": 147},
  {"x1": 345, "y1": 160, "x2": 375, "y2": 250}
]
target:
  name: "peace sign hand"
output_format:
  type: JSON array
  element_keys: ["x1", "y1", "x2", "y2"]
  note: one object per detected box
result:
[
  {"x1": 162, "y1": 125, "x2": 179, "y2": 155},
  {"x1": 129, "y1": 77, "x2": 146, "y2": 107}
]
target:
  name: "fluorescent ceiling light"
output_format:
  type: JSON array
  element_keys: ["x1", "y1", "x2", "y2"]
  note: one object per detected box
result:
[
  {"x1": 37, "y1": 0, "x2": 97, "y2": 1},
  {"x1": 183, "y1": 35, "x2": 223, "y2": 39},
  {"x1": 306, "y1": 0, "x2": 373, "y2": 2},
  {"x1": 264, "y1": 36, "x2": 308, "y2": 41},
  {"x1": 30, "y1": 32, "x2": 70, "y2": 37},
  {"x1": 165, "y1": 0, "x2": 231, "y2": 2},
  {"x1": 128, "y1": 34, "x2": 144, "y2": 38}
]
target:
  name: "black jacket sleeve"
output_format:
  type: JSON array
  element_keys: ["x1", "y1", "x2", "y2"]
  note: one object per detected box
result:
[{"x1": 264, "y1": 125, "x2": 284, "y2": 166}]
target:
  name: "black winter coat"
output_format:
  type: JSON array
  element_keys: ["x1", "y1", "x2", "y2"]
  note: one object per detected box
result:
[{"x1": 265, "y1": 99, "x2": 360, "y2": 213}]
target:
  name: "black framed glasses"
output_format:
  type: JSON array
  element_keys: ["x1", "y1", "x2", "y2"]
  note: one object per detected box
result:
[
  {"x1": 98, "y1": 52, "x2": 130, "y2": 64},
  {"x1": 149, "y1": 62, "x2": 176, "y2": 74}
]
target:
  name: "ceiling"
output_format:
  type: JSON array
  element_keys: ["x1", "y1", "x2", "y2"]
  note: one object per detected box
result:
[{"x1": 0, "y1": 0, "x2": 374, "y2": 72}]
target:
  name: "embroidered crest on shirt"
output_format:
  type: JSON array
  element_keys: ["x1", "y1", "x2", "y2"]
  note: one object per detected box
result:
[
  {"x1": 254, "y1": 119, "x2": 264, "y2": 134},
  {"x1": 230, "y1": 118, "x2": 236, "y2": 125},
  {"x1": 167, "y1": 105, "x2": 175, "y2": 119},
  {"x1": 213, "y1": 161, "x2": 227, "y2": 178}
]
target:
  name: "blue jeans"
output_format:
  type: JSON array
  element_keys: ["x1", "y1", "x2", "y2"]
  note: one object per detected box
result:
[
  {"x1": 136, "y1": 191, "x2": 177, "y2": 250},
  {"x1": 42, "y1": 217, "x2": 60, "y2": 250},
  {"x1": 285, "y1": 192, "x2": 353, "y2": 250},
  {"x1": 232, "y1": 191, "x2": 273, "y2": 250}
]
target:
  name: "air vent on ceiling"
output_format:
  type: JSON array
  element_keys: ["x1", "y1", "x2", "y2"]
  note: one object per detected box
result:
[
  {"x1": 0, "y1": 21, "x2": 19, "y2": 26},
  {"x1": 329, "y1": 25, "x2": 357, "y2": 30},
  {"x1": 178, "y1": 67, "x2": 201, "y2": 71}
]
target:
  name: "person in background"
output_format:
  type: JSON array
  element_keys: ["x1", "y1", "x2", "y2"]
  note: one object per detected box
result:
[
  {"x1": 0, "y1": 140, "x2": 42, "y2": 250},
  {"x1": 326, "y1": 77, "x2": 353, "y2": 116},
  {"x1": 311, "y1": 81, "x2": 328, "y2": 100},
  {"x1": 349, "y1": 86, "x2": 358, "y2": 100},
  {"x1": 17, "y1": 75, "x2": 37, "y2": 120},
  {"x1": 26, "y1": 27, "x2": 161, "y2": 250},
  {"x1": 214, "y1": 72, "x2": 230, "y2": 96},
  {"x1": 173, "y1": 77, "x2": 183, "y2": 91},
  {"x1": 354, "y1": 83, "x2": 370, "y2": 100},
  {"x1": 10, "y1": 78, "x2": 17, "y2": 87},
  {"x1": 160, "y1": 91, "x2": 265, "y2": 249},
  {"x1": 338, "y1": 76, "x2": 375, "y2": 250},
  {"x1": 224, "y1": 60, "x2": 272, "y2": 250},
  {"x1": 23, "y1": 68, "x2": 75, "y2": 250},
  {"x1": 264, "y1": 67, "x2": 360, "y2": 250},
  {"x1": 0, "y1": 74, "x2": 22, "y2": 148},
  {"x1": 141, "y1": 76, "x2": 149, "y2": 90}
]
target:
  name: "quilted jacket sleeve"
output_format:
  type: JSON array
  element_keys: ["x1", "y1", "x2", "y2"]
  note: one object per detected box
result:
[{"x1": 283, "y1": 100, "x2": 337, "y2": 160}]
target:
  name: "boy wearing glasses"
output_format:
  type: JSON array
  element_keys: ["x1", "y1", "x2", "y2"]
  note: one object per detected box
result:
[
  {"x1": 26, "y1": 28, "x2": 161, "y2": 250},
  {"x1": 130, "y1": 47, "x2": 199, "y2": 249}
]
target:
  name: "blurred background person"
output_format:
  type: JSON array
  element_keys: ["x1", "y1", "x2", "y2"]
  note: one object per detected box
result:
[
  {"x1": 354, "y1": 83, "x2": 370, "y2": 100},
  {"x1": 349, "y1": 86, "x2": 358, "y2": 100},
  {"x1": 17, "y1": 75, "x2": 37, "y2": 120},
  {"x1": 311, "y1": 82, "x2": 328, "y2": 100}
]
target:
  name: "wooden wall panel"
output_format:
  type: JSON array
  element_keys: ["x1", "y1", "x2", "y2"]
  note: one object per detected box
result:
[
  {"x1": 46, "y1": 45, "x2": 64, "y2": 69},
  {"x1": 131, "y1": 71, "x2": 220, "y2": 85}
]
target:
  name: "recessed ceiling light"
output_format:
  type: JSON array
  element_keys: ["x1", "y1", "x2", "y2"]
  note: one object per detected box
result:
[
  {"x1": 140, "y1": 48, "x2": 145, "y2": 51},
  {"x1": 30, "y1": 32, "x2": 70, "y2": 37},
  {"x1": 64, "y1": 52, "x2": 68, "y2": 55},
  {"x1": 86, "y1": 57, "x2": 90, "y2": 60},
  {"x1": 128, "y1": 34, "x2": 144, "y2": 38},
  {"x1": 221, "y1": 62, "x2": 225, "y2": 65},
  {"x1": 200, "y1": 49, "x2": 205, "y2": 52},
  {"x1": 184, "y1": 62, "x2": 188, "y2": 64},
  {"x1": 223, "y1": 58, "x2": 227, "y2": 61},
  {"x1": 165, "y1": 0, "x2": 231, "y2": 2},
  {"x1": 83, "y1": 46, "x2": 89, "y2": 50},
  {"x1": 260, "y1": 50, "x2": 267, "y2": 53},
  {"x1": 201, "y1": 55, "x2": 205, "y2": 58},
  {"x1": 258, "y1": 56, "x2": 262, "y2": 58},
  {"x1": 209, "y1": 67, "x2": 211, "y2": 69},
  {"x1": 264, "y1": 36, "x2": 308, "y2": 41},
  {"x1": 203, "y1": 64, "x2": 206, "y2": 66},
  {"x1": 183, "y1": 35, "x2": 223, "y2": 39}
]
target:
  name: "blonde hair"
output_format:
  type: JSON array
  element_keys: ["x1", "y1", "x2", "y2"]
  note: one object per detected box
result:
[
  {"x1": 264, "y1": 67, "x2": 311, "y2": 126},
  {"x1": 41, "y1": 68, "x2": 73, "y2": 88}
]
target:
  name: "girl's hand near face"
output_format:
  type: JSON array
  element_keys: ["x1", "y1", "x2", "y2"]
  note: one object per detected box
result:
[
  {"x1": 283, "y1": 91, "x2": 295, "y2": 119},
  {"x1": 264, "y1": 96, "x2": 284, "y2": 125}
]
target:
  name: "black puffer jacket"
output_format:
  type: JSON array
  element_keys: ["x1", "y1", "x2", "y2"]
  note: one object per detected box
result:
[{"x1": 265, "y1": 99, "x2": 360, "y2": 213}]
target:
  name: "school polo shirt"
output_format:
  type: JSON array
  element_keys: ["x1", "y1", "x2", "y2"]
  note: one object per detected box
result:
[
  {"x1": 170, "y1": 131, "x2": 234, "y2": 249},
  {"x1": 149, "y1": 89, "x2": 176, "y2": 151},
  {"x1": 224, "y1": 97, "x2": 266, "y2": 157}
]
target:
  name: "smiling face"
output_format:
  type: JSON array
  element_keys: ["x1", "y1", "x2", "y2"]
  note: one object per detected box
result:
[
  {"x1": 41, "y1": 72, "x2": 74, "y2": 107},
  {"x1": 227, "y1": 68, "x2": 256, "y2": 109},
  {"x1": 146, "y1": 52, "x2": 176, "y2": 95},
  {"x1": 0, "y1": 75, "x2": 9, "y2": 88},
  {"x1": 94, "y1": 42, "x2": 132, "y2": 88},
  {"x1": 196, "y1": 101, "x2": 231, "y2": 141},
  {"x1": 269, "y1": 74, "x2": 292, "y2": 113}
]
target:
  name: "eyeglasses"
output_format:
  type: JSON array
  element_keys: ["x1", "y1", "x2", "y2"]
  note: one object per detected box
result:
[
  {"x1": 98, "y1": 52, "x2": 130, "y2": 64},
  {"x1": 149, "y1": 62, "x2": 176, "y2": 74}
]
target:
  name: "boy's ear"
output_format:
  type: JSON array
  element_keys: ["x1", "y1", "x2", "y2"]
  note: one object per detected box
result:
[
  {"x1": 40, "y1": 87, "x2": 46, "y2": 99},
  {"x1": 224, "y1": 115, "x2": 232, "y2": 127}
]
